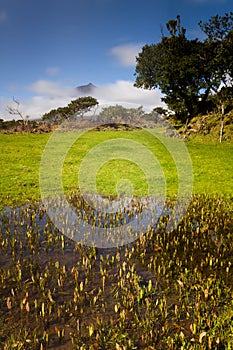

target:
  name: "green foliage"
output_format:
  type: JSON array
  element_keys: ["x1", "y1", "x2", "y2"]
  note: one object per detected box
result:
[
  {"x1": 199, "y1": 12, "x2": 233, "y2": 41},
  {"x1": 199, "y1": 12, "x2": 233, "y2": 89},
  {"x1": 213, "y1": 86, "x2": 233, "y2": 114},
  {"x1": 98, "y1": 104, "x2": 145, "y2": 123},
  {"x1": 42, "y1": 96, "x2": 98, "y2": 122},
  {"x1": 152, "y1": 107, "x2": 169, "y2": 116},
  {"x1": 181, "y1": 109, "x2": 233, "y2": 142},
  {"x1": 134, "y1": 13, "x2": 233, "y2": 123},
  {"x1": 97, "y1": 104, "x2": 168, "y2": 126},
  {"x1": 68, "y1": 96, "x2": 99, "y2": 118},
  {"x1": 166, "y1": 14, "x2": 186, "y2": 37}
]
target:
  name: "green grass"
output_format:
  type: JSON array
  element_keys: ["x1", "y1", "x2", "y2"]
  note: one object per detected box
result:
[
  {"x1": 0, "y1": 130, "x2": 233, "y2": 208},
  {"x1": 187, "y1": 140, "x2": 233, "y2": 193},
  {"x1": 0, "y1": 131, "x2": 233, "y2": 349},
  {"x1": 1, "y1": 133, "x2": 49, "y2": 207}
]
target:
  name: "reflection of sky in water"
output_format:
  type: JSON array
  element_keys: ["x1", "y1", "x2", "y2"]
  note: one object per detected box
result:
[
  {"x1": 0, "y1": 205, "x2": 49, "y2": 240},
  {"x1": 0, "y1": 196, "x2": 187, "y2": 249},
  {"x1": 45, "y1": 195, "x2": 167, "y2": 248}
]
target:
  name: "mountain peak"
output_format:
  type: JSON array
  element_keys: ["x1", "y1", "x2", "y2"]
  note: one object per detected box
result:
[{"x1": 76, "y1": 83, "x2": 97, "y2": 94}]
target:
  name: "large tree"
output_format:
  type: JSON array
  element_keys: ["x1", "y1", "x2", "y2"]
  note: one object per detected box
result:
[
  {"x1": 134, "y1": 14, "x2": 232, "y2": 122},
  {"x1": 199, "y1": 12, "x2": 233, "y2": 86},
  {"x1": 42, "y1": 96, "x2": 98, "y2": 123}
]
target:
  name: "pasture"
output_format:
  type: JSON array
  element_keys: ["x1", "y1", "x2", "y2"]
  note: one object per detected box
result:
[
  {"x1": 0, "y1": 130, "x2": 232, "y2": 349},
  {"x1": 1, "y1": 131, "x2": 233, "y2": 207}
]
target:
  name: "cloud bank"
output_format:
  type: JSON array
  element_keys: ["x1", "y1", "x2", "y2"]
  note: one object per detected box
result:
[
  {"x1": 1, "y1": 80, "x2": 165, "y2": 121},
  {"x1": 29, "y1": 80, "x2": 76, "y2": 98},
  {"x1": 94, "y1": 81, "x2": 164, "y2": 110}
]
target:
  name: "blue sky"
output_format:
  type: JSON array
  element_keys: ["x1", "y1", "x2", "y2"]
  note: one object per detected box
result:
[{"x1": 0, "y1": 0, "x2": 232, "y2": 119}]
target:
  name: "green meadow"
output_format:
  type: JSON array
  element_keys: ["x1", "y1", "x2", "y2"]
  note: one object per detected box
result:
[
  {"x1": 1, "y1": 130, "x2": 233, "y2": 208},
  {"x1": 0, "y1": 130, "x2": 233, "y2": 349}
]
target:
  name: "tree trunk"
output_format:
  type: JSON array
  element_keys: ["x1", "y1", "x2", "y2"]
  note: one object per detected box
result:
[
  {"x1": 219, "y1": 119, "x2": 224, "y2": 143},
  {"x1": 183, "y1": 118, "x2": 189, "y2": 139},
  {"x1": 219, "y1": 102, "x2": 225, "y2": 143}
]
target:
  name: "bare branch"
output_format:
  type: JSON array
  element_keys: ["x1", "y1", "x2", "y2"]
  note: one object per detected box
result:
[{"x1": 6, "y1": 97, "x2": 29, "y2": 129}]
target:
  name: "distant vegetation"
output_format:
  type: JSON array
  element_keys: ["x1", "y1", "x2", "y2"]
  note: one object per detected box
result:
[
  {"x1": 0, "y1": 118, "x2": 53, "y2": 133},
  {"x1": 1, "y1": 103, "x2": 233, "y2": 142}
]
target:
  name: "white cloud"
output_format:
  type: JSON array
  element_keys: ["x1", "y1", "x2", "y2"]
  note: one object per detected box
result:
[
  {"x1": 0, "y1": 80, "x2": 165, "y2": 121},
  {"x1": 28, "y1": 80, "x2": 76, "y2": 98},
  {"x1": 95, "y1": 81, "x2": 165, "y2": 111},
  {"x1": 45, "y1": 66, "x2": 60, "y2": 76},
  {"x1": 0, "y1": 10, "x2": 7, "y2": 24},
  {"x1": 110, "y1": 43, "x2": 142, "y2": 67}
]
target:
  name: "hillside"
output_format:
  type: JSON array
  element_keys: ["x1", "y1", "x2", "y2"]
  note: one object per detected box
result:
[{"x1": 178, "y1": 110, "x2": 233, "y2": 142}]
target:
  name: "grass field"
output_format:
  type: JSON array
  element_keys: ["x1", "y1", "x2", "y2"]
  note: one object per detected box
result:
[
  {"x1": 0, "y1": 130, "x2": 233, "y2": 349},
  {"x1": 1, "y1": 130, "x2": 233, "y2": 208}
]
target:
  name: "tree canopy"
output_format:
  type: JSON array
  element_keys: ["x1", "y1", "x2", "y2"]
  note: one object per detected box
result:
[
  {"x1": 134, "y1": 13, "x2": 233, "y2": 123},
  {"x1": 98, "y1": 104, "x2": 145, "y2": 123},
  {"x1": 42, "y1": 96, "x2": 99, "y2": 123}
]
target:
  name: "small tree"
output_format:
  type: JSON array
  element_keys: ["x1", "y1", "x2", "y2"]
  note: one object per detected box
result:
[
  {"x1": 6, "y1": 97, "x2": 30, "y2": 130},
  {"x1": 42, "y1": 96, "x2": 98, "y2": 123},
  {"x1": 68, "y1": 96, "x2": 99, "y2": 119}
]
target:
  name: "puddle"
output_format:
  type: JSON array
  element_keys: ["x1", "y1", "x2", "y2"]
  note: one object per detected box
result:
[{"x1": 0, "y1": 195, "x2": 171, "y2": 248}]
